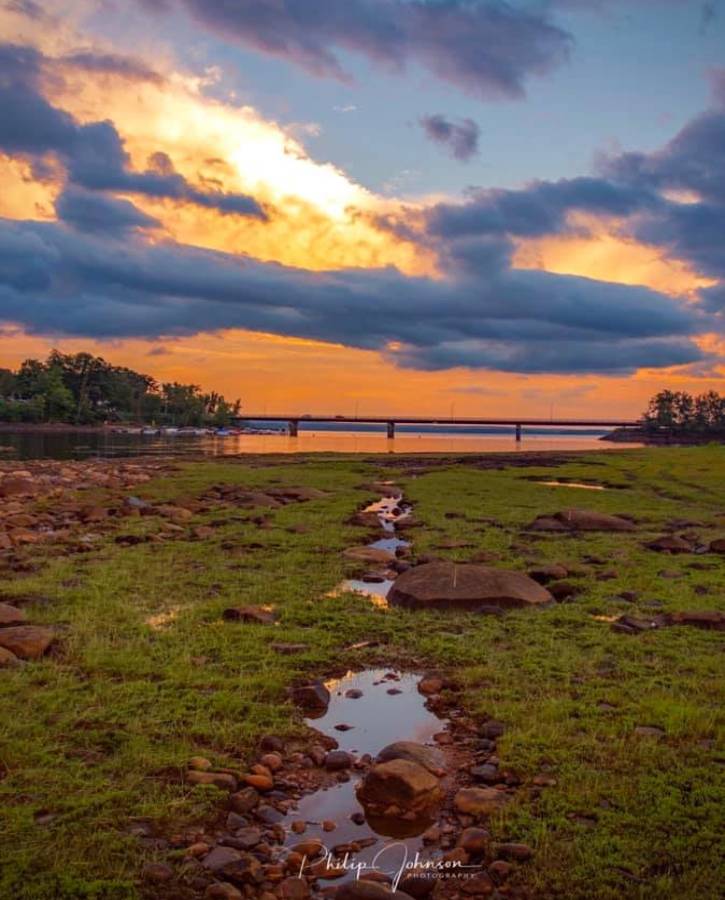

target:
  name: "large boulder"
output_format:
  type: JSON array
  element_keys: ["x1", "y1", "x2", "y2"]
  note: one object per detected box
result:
[
  {"x1": 529, "y1": 509, "x2": 636, "y2": 533},
  {"x1": 376, "y1": 741, "x2": 446, "y2": 776},
  {"x1": 388, "y1": 562, "x2": 552, "y2": 611},
  {"x1": 356, "y1": 759, "x2": 443, "y2": 819},
  {"x1": 0, "y1": 603, "x2": 27, "y2": 627},
  {"x1": 0, "y1": 625, "x2": 54, "y2": 659}
]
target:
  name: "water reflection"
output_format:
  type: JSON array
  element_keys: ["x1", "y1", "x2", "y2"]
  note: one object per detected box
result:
[{"x1": 0, "y1": 429, "x2": 643, "y2": 460}]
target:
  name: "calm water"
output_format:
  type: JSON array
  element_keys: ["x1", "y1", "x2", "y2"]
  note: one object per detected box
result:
[{"x1": 0, "y1": 428, "x2": 643, "y2": 460}]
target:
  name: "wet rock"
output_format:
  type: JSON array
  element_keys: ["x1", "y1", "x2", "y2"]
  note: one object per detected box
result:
[
  {"x1": 0, "y1": 603, "x2": 26, "y2": 627},
  {"x1": 222, "y1": 606, "x2": 277, "y2": 624},
  {"x1": 187, "y1": 771, "x2": 238, "y2": 791},
  {"x1": 376, "y1": 741, "x2": 446, "y2": 776},
  {"x1": 0, "y1": 646, "x2": 21, "y2": 668},
  {"x1": 662, "y1": 611, "x2": 725, "y2": 631},
  {"x1": 454, "y1": 787, "x2": 511, "y2": 818},
  {"x1": 325, "y1": 750, "x2": 353, "y2": 771},
  {"x1": 216, "y1": 852, "x2": 264, "y2": 886},
  {"x1": 335, "y1": 882, "x2": 415, "y2": 899},
  {"x1": 495, "y1": 842, "x2": 533, "y2": 861},
  {"x1": 278, "y1": 876, "x2": 311, "y2": 899},
  {"x1": 417, "y1": 676, "x2": 444, "y2": 695},
  {"x1": 291, "y1": 680, "x2": 330, "y2": 712},
  {"x1": 221, "y1": 827, "x2": 261, "y2": 850},
  {"x1": 357, "y1": 759, "x2": 443, "y2": 818},
  {"x1": 141, "y1": 862, "x2": 174, "y2": 883},
  {"x1": 459, "y1": 827, "x2": 490, "y2": 854},
  {"x1": 255, "y1": 804, "x2": 284, "y2": 825},
  {"x1": 0, "y1": 625, "x2": 54, "y2": 660},
  {"x1": 343, "y1": 547, "x2": 396, "y2": 565},
  {"x1": 243, "y1": 773, "x2": 273, "y2": 792},
  {"x1": 388, "y1": 562, "x2": 552, "y2": 611},
  {"x1": 646, "y1": 535, "x2": 693, "y2": 553},
  {"x1": 204, "y1": 884, "x2": 243, "y2": 900},
  {"x1": 229, "y1": 787, "x2": 259, "y2": 814},
  {"x1": 529, "y1": 509, "x2": 635, "y2": 533},
  {"x1": 345, "y1": 689, "x2": 364, "y2": 699}
]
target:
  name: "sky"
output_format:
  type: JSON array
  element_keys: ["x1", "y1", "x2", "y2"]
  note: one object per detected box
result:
[{"x1": 0, "y1": 0, "x2": 724, "y2": 417}]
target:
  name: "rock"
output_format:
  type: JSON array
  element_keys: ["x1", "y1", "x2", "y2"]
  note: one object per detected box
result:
[
  {"x1": 376, "y1": 742, "x2": 446, "y2": 776},
  {"x1": 529, "y1": 509, "x2": 635, "y2": 532},
  {"x1": 470, "y1": 764, "x2": 500, "y2": 785},
  {"x1": 610, "y1": 615, "x2": 658, "y2": 635},
  {"x1": 335, "y1": 882, "x2": 415, "y2": 899},
  {"x1": 224, "y1": 827, "x2": 261, "y2": 849},
  {"x1": 454, "y1": 787, "x2": 511, "y2": 818},
  {"x1": 0, "y1": 603, "x2": 26, "y2": 627},
  {"x1": 709, "y1": 538, "x2": 725, "y2": 553},
  {"x1": 459, "y1": 827, "x2": 490, "y2": 854},
  {"x1": 548, "y1": 581, "x2": 580, "y2": 601},
  {"x1": 229, "y1": 787, "x2": 259, "y2": 813},
  {"x1": 189, "y1": 756, "x2": 212, "y2": 771},
  {"x1": 0, "y1": 477, "x2": 35, "y2": 497},
  {"x1": 325, "y1": 750, "x2": 353, "y2": 771},
  {"x1": 291, "y1": 681, "x2": 330, "y2": 712},
  {"x1": 243, "y1": 773, "x2": 274, "y2": 792},
  {"x1": 478, "y1": 720, "x2": 505, "y2": 739},
  {"x1": 634, "y1": 725, "x2": 665, "y2": 738},
  {"x1": 222, "y1": 606, "x2": 277, "y2": 624},
  {"x1": 260, "y1": 752, "x2": 283, "y2": 772},
  {"x1": 278, "y1": 877, "x2": 311, "y2": 899},
  {"x1": 345, "y1": 689, "x2": 364, "y2": 699},
  {"x1": 357, "y1": 759, "x2": 443, "y2": 818},
  {"x1": 417, "y1": 676, "x2": 444, "y2": 695},
  {"x1": 187, "y1": 771, "x2": 238, "y2": 791},
  {"x1": 157, "y1": 505, "x2": 194, "y2": 522},
  {"x1": 0, "y1": 646, "x2": 21, "y2": 668},
  {"x1": 388, "y1": 562, "x2": 552, "y2": 611},
  {"x1": 260, "y1": 735, "x2": 284, "y2": 752},
  {"x1": 646, "y1": 535, "x2": 693, "y2": 553},
  {"x1": 0, "y1": 625, "x2": 54, "y2": 659},
  {"x1": 343, "y1": 547, "x2": 396, "y2": 565},
  {"x1": 527, "y1": 564, "x2": 568, "y2": 584},
  {"x1": 204, "y1": 884, "x2": 243, "y2": 900},
  {"x1": 495, "y1": 842, "x2": 533, "y2": 861},
  {"x1": 488, "y1": 860, "x2": 513, "y2": 883},
  {"x1": 459, "y1": 873, "x2": 495, "y2": 895},
  {"x1": 141, "y1": 863, "x2": 174, "y2": 883},
  {"x1": 203, "y1": 846, "x2": 243, "y2": 872},
  {"x1": 663, "y1": 610, "x2": 725, "y2": 631}
]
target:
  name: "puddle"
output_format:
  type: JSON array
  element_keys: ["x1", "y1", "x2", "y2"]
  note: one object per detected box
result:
[
  {"x1": 538, "y1": 480, "x2": 606, "y2": 491},
  {"x1": 335, "y1": 493, "x2": 412, "y2": 605},
  {"x1": 281, "y1": 669, "x2": 449, "y2": 880}
]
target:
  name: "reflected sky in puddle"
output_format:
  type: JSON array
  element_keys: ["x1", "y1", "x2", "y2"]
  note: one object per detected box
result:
[
  {"x1": 539, "y1": 480, "x2": 606, "y2": 490},
  {"x1": 282, "y1": 669, "x2": 447, "y2": 881}
]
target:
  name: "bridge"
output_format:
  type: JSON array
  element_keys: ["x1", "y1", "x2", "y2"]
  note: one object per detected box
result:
[{"x1": 234, "y1": 414, "x2": 642, "y2": 441}]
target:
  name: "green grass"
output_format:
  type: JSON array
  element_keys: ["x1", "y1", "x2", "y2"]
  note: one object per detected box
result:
[{"x1": 0, "y1": 448, "x2": 723, "y2": 899}]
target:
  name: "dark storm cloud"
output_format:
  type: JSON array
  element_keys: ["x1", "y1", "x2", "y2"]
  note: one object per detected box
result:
[
  {"x1": 420, "y1": 115, "x2": 480, "y2": 161},
  {"x1": 0, "y1": 217, "x2": 710, "y2": 374},
  {"x1": 60, "y1": 51, "x2": 164, "y2": 84},
  {"x1": 0, "y1": 42, "x2": 266, "y2": 219},
  {"x1": 169, "y1": 0, "x2": 572, "y2": 100},
  {"x1": 55, "y1": 188, "x2": 161, "y2": 235}
]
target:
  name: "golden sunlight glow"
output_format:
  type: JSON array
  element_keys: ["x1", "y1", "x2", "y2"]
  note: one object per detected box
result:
[{"x1": 513, "y1": 214, "x2": 716, "y2": 297}]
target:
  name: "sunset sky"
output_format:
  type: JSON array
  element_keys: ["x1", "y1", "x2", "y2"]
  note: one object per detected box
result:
[{"x1": 1, "y1": 0, "x2": 724, "y2": 416}]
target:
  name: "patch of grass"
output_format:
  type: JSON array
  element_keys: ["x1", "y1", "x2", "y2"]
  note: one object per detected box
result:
[{"x1": 0, "y1": 448, "x2": 723, "y2": 899}]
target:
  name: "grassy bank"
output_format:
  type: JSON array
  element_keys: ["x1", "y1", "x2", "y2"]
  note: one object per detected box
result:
[{"x1": 0, "y1": 447, "x2": 723, "y2": 899}]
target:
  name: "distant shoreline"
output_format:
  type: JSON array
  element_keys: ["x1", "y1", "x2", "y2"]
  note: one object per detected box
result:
[{"x1": 602, "y1": 427, "x2": 725, "y2": 445}]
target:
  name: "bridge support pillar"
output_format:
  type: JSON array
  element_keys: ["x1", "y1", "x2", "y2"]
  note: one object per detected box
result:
[
  {"x1": 387, "y1": 421, "x2": 395, "y2": 439},
  {"x1": 288, "y1": 419, "x2": 299, "y2": 437},
  {"x1": 515, "y1": 423, "x2": 522, "y2": 442}
]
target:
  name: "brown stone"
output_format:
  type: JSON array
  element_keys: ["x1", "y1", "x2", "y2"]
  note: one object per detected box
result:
[
  {"x1": 388, "y1": 562, "x2": 552, "y2": 611},
  {"x1": 229, "y1": 787, "x2": 259, "y2": 813},
  {"x1": 243, "y1": 773, "x2": 274, "y2": 792},
  {"x1": 0, "y1": 625, "x2": 54, "y2": 659},
  {"x1": 204, "y1": 884, "x2": 243, "y2": 900},
  {"x1": 527, "y1": 564, "x2": 568, "y2": 584},
  {"x1": 459, "y1": 827, "x2": 490, "y2": 854},
  {"x1": 663, "y1": 611, "x2": 725, "y2": 631},
  {"x1": 376, "y1": 741, "x2": 446, "y2": 776},
  {"x1": 709, "y1": 538, "x2": 725, "y2": 553},
  {"x1": 417, "y1": 676, "x2": 444, "y2": 695},
  {"x1": 142, "y1": 863, "x2": 174, "y2": 883},
  {"x1": 454, "y1": 787, "x2": 511, "y2": 818},
  {"x1": 530, "y1": 509, "x2": 635, "y2": 532},
  {"x1": 222, "y1": 606, "x2": 277, "y2": 624},
  {"x1": 291, "y1": 680, "x2": 330, "y2": 712},
  {"x1": 495, "y1": 842, "x2": 533, "y2": 861},
  {"x1": 278, "y1": 877, "x2": 311, "y2": 899},
  {"x1": 187, "y1": 771, "x2": 238, "y2": 791},
  {"x1": 0, "y1": 646, "x2": 21, "y2": 667},
  {"x1": 0, "y1": 603, "x2": 26, "y2": 627},
  {"x1": 646, "y1": 535, "x2": 693, "y2": 553},
  {"x1": 357, "y1": 759, "x2": 442, "y2": 817}
]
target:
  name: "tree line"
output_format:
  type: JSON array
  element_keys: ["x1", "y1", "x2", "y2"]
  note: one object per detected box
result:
[
  {"x1": 0, "y1": 351, "x2": 241, "y2": 426},
  {"x1": 643, "y1": 390, "x2": 724, "y2": 434}
]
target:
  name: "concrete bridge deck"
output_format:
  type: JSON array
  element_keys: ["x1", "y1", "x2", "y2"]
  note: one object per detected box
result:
[{"x1": 234, "y1": 414, "x2": 641, "y2": 440}]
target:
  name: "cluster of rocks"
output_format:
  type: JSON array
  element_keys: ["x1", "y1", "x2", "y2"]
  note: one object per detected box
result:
[
  {"x1": 527, "y1": 509, "x2": 636, "y2": 533},
  {"x1": 0, "y1": 601, "x2": 54, "y2": 667},
  {"x1": 645, "y1": 534, "x2": 724, "y2": 555},
  {"x1": 611, "y1": 610, "x2": 725, "y2": 635},
  {"x1": 144, "y1": 674, "x2": 538, "y2": 898},
  {"x1": 0, "y1": 460, "x2": 176, "y2": 554}
]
